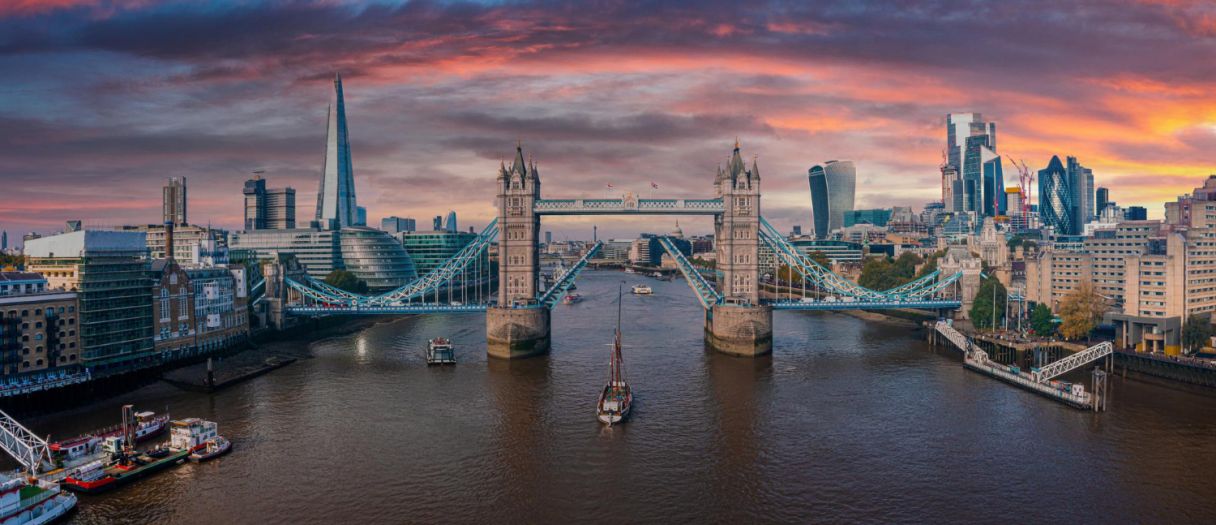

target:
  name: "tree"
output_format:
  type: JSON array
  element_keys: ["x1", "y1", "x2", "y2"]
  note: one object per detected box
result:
[
  {"x1": 806, "y1": 251, "x2": 831, "y2": 268},
  {"x1": 858, "y1": 252, "x2": 922, "y2": 291},
  {"x1": 324, "y1": 270, "x2": 369, "y2": 294},
  {"x1": 1182, "y1": 314, "x2": 1215, "y2": 354},
  {"x1": 775, "y1": 264, "x2": 803, "y2": 285},
  {"x1": 916, "y1": 249, "x2": 946, "y2": 279},
  {"x1": 969, "y1": 276, "x2": 1008, "y2": 330},
  {"x1": 1056, "y1": 281, "x2": 1108, "y2": 341},
  {"x1": 1030, "y1": 303, "x2": 1055, "y2": 337}
]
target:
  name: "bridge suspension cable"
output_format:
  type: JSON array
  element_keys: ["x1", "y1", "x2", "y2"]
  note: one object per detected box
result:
[
  {"x1": 657, "y1": 236, "x2": 722, "y2": 309},
  {"x1": 538, "y1": 241, "x2": 603, "y2": 308}
]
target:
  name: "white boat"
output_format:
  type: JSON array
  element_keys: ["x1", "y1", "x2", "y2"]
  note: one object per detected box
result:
[
  {"x1": 597, "y1": 284, "x2": 633, "y2": 426},
  {"x1": 426, "y1": 337, "x2": 456, "y2": 365},
  {"x1": 190, "y1": 437, "x2": 232, "y2": 462},
  {"x1": 169, "y1": 418, "x2": 220, "y2": 452},
  {"x1": 630, "y1": 284, "x2": 653, "y2": 295},
  {"x1": 623, "y1": 268, "x2": 636, "y2": 274},
  {"x1": 0, "y1": 475, "x2": 77, "y2": 525}
]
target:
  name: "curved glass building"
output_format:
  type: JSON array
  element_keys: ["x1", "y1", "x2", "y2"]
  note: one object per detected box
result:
[
  {"x1": 1038, "y1": 155, "x2": 1074, "y2": 235},
  {"x1": 339, "y1": 227, "x2": 417, "y2": 290},
  {"x1": 808, "y1": 160, "x2": 857, "y2": 239}
]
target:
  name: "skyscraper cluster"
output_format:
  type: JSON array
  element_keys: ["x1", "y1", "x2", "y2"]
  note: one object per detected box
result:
[{"x1": 942, "y1": 113, "x2": 1004, "y2": 216}]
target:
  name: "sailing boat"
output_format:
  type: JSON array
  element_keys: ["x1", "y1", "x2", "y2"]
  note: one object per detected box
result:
[{"x1": 597, "y1": 284, "x2": 633, "y2": 425}]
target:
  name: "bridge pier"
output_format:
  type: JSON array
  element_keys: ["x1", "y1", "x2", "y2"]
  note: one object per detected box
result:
[
  {"x1": 705, "y1": 304, "x2": 772, "y2": 357},
  {"x1": 486, "y1": 307, "x2": 551, "y2": 359}
]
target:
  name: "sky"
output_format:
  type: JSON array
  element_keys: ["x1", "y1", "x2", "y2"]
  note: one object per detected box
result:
[{"x1": 1, "y1": 0, "x2": 1215, "y2": 243}]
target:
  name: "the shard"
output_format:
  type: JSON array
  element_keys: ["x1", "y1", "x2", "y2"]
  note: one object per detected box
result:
[{"x1": 316, "y1": 73, "x2": 358, "y2": 230}]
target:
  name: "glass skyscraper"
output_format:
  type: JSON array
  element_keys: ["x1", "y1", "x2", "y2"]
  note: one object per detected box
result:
[
  {"x1": 947, "y1": 113, "x2": 1002, "y2": 216},
  {"x1": 230, "y1": 75, "x2": 416, "y2": 291},
  {"x1": 316, "y1": 74, "x2": 358, "y2": 230},
  {"x1": 808, "y1": 160, "x2": 856, "y2": 239},
  {"x1": 1039, "y1": 155, "x2": 1075, "y2": 234}
]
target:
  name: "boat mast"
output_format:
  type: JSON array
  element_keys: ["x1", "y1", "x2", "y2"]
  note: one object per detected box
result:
[{"x1": 614, "y1": 282, "x2": 624, "y2": 386}]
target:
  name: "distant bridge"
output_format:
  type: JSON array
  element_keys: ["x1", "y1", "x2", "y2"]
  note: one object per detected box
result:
[{"x1": 282, "y1": 142, "x2": 970, "y2": 358}]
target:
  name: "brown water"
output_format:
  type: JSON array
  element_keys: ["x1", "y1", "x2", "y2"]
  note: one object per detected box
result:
[{"x1": 24, "y1": 270, "x2": 1216, "y2": 523}]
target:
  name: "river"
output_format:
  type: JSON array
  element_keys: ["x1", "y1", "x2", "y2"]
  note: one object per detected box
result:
[{"x1": 26, "y1": 270, "x2": 1216, "y2": 523}]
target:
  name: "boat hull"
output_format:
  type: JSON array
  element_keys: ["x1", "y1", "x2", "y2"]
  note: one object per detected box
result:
[
  {"x1": 191, "y1": 441, "x2": 233, "y2": 463},
  {"x1": 62, "y1": 451, "x2": 189, "y2": 494}
]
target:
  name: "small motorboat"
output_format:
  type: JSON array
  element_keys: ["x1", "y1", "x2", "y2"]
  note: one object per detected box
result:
[
  {"x1": 427, "y1": 337, "x2": 456, "y2": 365},
  {"x1": 562, "y1": 293, "x2": 583, "y2": 305},
  {"x1": 597, "y1": 284, "x2": 633, "y2": 426},
  {"x1": 630, "y1": 284, "x2": 653, "y2": 295},
  {"x1": 190, "y1": 437, "x2": 232, "y2": 462}
]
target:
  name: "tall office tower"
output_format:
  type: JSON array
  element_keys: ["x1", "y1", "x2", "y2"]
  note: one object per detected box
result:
[
  {"x1": 162, "y1": 177, "x2": 188, "y2": 226},
  {"x1": 808, "y1": 160, "x2": 857, "y2": 239},
  {"x1": 356, "y1": 206, "x2": 367, "y2": 227},
  {"x1": 245, "y1": 177, "x2": 296, "y2": 230},
  {"x1": 545, "y1": 231, "x2": 553, "y2": 245},
  {"x1": 381, "y1": 216, "x2": 416, "y2": 233},
  {"x1": 432, "y1": 216, "x2": 443, "y2": 231},
  {"x1": 1, "y1": 230, "x2": 6, "y2": 251},
  {"x1": 947, "y1": 113, "x2": 999, "y2": 215},
  {"x1": 1096, "y1": 187, "x2": 1110, "y2": 215},
  {"x1": 1086, "y1": 171, "x2": 1096, "y2": 220},
  {"x1": 1038, "y1": 155, "x2": 1075, "y2": 234},
  {"x1": 315, "y1": 74, "x2": 358, "y2": 230},
  {"x1": 1066, "y1": 156, "x2": 1092, "y2": 228},
  {"x1": 243, "y1": 177, "x2": 267, "y2": 230},
  {"x1": 445, "y1": 211, "x2": 458, "y2": 233},
  {"x1": 941, "y1": 164, "x2": 959, "y2": 212},
  {"x1": 266, "y1": 187, "x2": 296, "y2": 229}
]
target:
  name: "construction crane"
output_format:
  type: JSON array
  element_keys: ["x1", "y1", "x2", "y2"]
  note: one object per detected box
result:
[{"x1": 1009, "y1": 158, "x2": 1034, "y2": 226}]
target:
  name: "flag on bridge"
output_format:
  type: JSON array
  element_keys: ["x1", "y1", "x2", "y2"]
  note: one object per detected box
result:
[
  {"x1": 606, "y1": 183, "x2": 614, "y2": 189},
  {"x1": 650, "y1": 181, "x2": 659, "y2": 189}
]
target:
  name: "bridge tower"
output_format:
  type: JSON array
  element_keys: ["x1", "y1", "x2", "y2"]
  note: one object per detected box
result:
[
  {"x1": 486, "y1": 144, "x2": 551, "y2": 358},
  {"x1": 707, "y1": 142, "x2": 773, "y2": 356}
]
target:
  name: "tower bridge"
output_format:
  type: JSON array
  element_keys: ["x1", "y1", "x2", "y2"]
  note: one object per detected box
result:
[{"x1": 281, "y1": 142, "x2": 966, "y2": 359}]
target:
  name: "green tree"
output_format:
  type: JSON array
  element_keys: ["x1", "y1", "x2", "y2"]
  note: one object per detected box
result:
[
  {"x1": 916, "y1": 249, "x2": 946, "y2": 279},
  {"x1": 1029, "y1": 304, "x2": 1055, "y2": 337},
  {"x1": 324, "y1": 270, "x2": 369, "y2": 294},
  {"x1": 858, "y1": 252, "x2": 922, "y2": 291},
  {"x1": 969, "y1": 276, "x2": 1008, "y2": 330},
  {"x1": 806, "y1": 251, "x2": 831, "y2": 268},
  {"x1": 1182, "y1": 314, "x2": 1215, "y2": 354},
  {"x1": 1057, "y1": 281, "x2": 1107, "y2": 341},
  {"x1": 0, "y1": 253, "x2": 22, "y2": 269},
  {"x1": 775, "y1": 264, "x2": 803, "y2": 284}
]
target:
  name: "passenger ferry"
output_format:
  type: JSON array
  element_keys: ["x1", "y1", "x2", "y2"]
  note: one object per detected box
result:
[
  {"x1": 630, "y1": 284, "x2": 653, "y2": 295},
  {"x1": 0, "y1": 475, "x2": 76, "y2": 525},
  {"x1": 426, "y1": 338, "x2": 456, "y2": 365}
]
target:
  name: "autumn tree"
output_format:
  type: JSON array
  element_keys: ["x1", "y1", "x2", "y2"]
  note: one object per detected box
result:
[{"x1": 1056, "y1": 281, "x2": 1108, "y2": 341}]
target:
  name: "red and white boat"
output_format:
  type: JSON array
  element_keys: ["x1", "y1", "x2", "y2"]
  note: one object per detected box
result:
[{"x1": 50, "y1": 411, "x2": 169, "y2": 468}]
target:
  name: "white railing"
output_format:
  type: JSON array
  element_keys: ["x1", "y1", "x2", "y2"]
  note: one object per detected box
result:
[{"x1": 1035, "y1": 342, "x2": 1113, "y2": 382}]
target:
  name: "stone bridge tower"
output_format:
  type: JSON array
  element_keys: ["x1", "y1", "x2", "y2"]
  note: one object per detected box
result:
[
  {"x1": 486, "y1": 145, "x2": 550, "y2": 358},
  {"x1": 707, "y1": 142, "x2": 772, "y2": 356}
]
